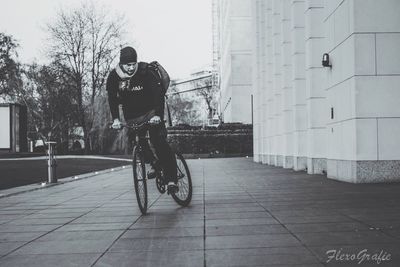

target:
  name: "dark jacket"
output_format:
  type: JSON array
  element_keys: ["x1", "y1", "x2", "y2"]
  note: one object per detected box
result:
[{"x1": 106, "y1": 62, "x2": 164, "y2": 121}]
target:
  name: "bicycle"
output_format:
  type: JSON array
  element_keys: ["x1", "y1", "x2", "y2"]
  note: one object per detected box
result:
[{"x1": 117, "y1": 121, "x2": 192, "y2": 215}]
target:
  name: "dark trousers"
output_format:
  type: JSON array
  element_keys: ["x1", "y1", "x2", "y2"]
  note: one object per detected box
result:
[{"x1": 129, "y1": 124, "x2": 177, "y2": 183}]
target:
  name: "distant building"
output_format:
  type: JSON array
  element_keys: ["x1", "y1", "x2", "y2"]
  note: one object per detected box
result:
[
  {"x1": 170, "y1": 68, "x2": 218, "y2": 126},
  {"x1": 0, "y1": 103, "x2": 27, "y2": 153},
  {"x1": 213, "y1": 0, "x2": 253, "y2": 124}
]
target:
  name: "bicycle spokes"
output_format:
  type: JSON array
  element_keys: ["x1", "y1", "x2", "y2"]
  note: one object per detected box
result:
[{"x1": 171, "y1": 153, "x2": 192, "y2": 207}]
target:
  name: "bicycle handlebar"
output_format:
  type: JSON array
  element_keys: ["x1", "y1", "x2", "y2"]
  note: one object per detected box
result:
[{"x1": 109, "y1": 120, "x2": 166, "y2": 131}]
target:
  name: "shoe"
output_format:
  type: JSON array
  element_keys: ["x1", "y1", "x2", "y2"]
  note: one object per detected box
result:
[
  {"x1": 147, "y1": 165, "x2": 157, "y2": 179},
  {"x1": 167, "y1": 181, "x2": 179, "y2": 194}
]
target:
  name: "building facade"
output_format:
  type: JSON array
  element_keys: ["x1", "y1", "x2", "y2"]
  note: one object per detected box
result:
[
  {"x1": 214, "y1": 0, "x2": 254, "y2": 124},
  {"x1": 216, "y1": 0, "x2": 400, "y2": 183}
]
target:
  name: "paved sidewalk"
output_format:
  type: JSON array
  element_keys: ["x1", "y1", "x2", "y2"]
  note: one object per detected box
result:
[{"x1": 0, "y1": 158, "x2": 399, "y2": 266}]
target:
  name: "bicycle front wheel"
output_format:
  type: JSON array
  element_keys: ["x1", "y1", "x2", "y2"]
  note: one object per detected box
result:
[
  {"x1": 171, "y1": 153, "x2": 192, "y2": 206},
  {"x1": 132, "y1": 145, "x2": 148, "y2": 214}
]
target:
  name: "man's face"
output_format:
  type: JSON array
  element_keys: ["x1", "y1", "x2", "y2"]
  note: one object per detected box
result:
[{"x1": 121, "y1": 62, "x2": 138, "y2": 75}]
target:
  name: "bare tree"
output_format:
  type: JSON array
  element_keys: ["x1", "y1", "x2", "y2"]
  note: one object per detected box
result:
[
  {"x1": 0, "y1": 32, "x2": 22, "y2": 100},
  {"x1": 22, "y1": 63, "x2": 77, "y2": 151},
  {"x1": 45, "y1": 2, "x2": 126, "y2": 152},
  {"x1": 166, "y1": 85, "x2": 202, "y2": 125},
  {"x1": 193, "y1": 76, "x2": 218, "y2": 121}
]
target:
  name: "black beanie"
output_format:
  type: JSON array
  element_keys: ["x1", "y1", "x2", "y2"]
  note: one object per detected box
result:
[{"x1": 120, "y1": 46, "x2": 137, "y2": 64}]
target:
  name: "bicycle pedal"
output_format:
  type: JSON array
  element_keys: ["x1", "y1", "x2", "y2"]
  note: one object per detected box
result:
[
  {"x1": 167, "y1": 184, "x2": 179, "y2": 194},
  {"x1": 147, "y1": 172, "x2": 157, "y2": 179}
]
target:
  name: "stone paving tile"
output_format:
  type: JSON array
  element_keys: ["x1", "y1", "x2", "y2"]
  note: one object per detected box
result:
[
  {"x1": 109, "y1": 236, "x2": 204, "y2": 252},
  {"x1": 205, "y1": 206, "x2": 266, "y2": 214},
  {"x1": 269, "y1": 209, "x2": 342, "y2": 217},
  {"x1": 137, "y1": 213, "x2": 204, "y2": 222},
  {"x1": 363, "y1": 220, "x2": 400, "y2": 230},
  {"x1": 90, "y1": 207, "x2": 139, "y2": 213},
  {"x1": 206, "y1": 224, "x2": 288, "y2": 236},
  {"x1": 0, "y1": 253, "x2": 101, "y2": 267},
  {"x1": 70, "y1": 215, "x2": 138, "y2": 224},
  {"x1": 272, "y1": 214, "x2": 353, "y2": 224},
  {"x1": 31, "y1": 208, "x2": 94, "y2": 214},
  {"x1": 205, "y1": 198, "x2": 255, "y2": 205},
  {"x1": 130, "y1": 219, "x2": 203, "y2": 229},
  {"x1": 206, "y1": 234, "x2": 302, "y2": 249},
  {"x1": 0, "y1": 224, "x2": 61, "y2": 233},
  {"x1": 10, "y1": 239, "x2": 115, "y2": 255},
  {"x1": 0, "y1": 232, "x2": 46, "y2": 242},
  {"x1": 147, "y1": 206, "x2": 204, "y2": 213},
  {"x1": 35, "y1": 230, "x2": 124, "y2": 242},
  {"x1": 206, "y1": 217, "x2": 280, "y2": 227},
  {"x1": 56, "y1": 222, "x2": 132, "y2": 231},
  {"x1": 24, "y1": 212, "x2": 88, "y2": 218},
  {"x1": 206, "y1": 247, "x2": 321, "y2": 266},
  {"x1": 121, "y1": 227, "x2": 203, "y2": 239},
  {"x1": 85, "y1": 210, "x2": 142, "y2": 217},
  {"x1": 284, "y1": 222, "x2": 372, "y2": 233},
  {"x1": 206, "y1": 211, "x2": 271, "y2": 220},
  {"x1": 295, "y1": 231, "x2": 399, "y2": 246},
  {"x1": 94, "y1": 251, "x2": 204, "y2": 267},
  {"x1": 382, "y1": 230, "x2": 400, "y2": 240},
  {"x1": 0, "y1": 242, "x2": 25, "y2": 256},
  {"x1": 205, "y1": 202, "x2": 261, "y2": 208},
  {"x1": 0, "y1": 214, "x2": 26, "y2": 222},
  {"x1": 5, "y1": 217, "x2": 74, "y2": 225}
]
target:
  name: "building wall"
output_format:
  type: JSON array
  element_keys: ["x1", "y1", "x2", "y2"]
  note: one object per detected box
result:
[
  {"x1": 217, "y1": 0, "x2": 253, "y2": 124},
  {"x1": 249, "y1": 0, "x2": 400, "y2": 183}
]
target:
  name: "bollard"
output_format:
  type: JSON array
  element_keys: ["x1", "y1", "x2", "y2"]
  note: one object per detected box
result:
[{"x1": 45, "y1": 141, "x2": 57, "y2": 183}]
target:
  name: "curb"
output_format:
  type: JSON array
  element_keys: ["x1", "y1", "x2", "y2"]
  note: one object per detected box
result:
[
  {"x1": 0, "y1": 164, "x2": 131, "y2": 199},
  {"x1": 0, "y1": 155, "x2": 133, "y2": 161}
]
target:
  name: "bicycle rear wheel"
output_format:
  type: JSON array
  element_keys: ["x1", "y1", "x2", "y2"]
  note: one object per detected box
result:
[
  {"x1": 132, "y1": 145, "x2": 148, "y2": 214},
  {"x1": 171, "y1": 153, "x2": 192, "y2": 206}
]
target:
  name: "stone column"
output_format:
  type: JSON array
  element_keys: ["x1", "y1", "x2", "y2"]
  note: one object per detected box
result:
[
  {"x1": 291, "y1": 0, "x2": 308, "y2": 171},
  {"x1": 324, "y1": 0, "x2": 400, "y2": 182},
  {"x1": 251, "y1": 0, "x2": 262, "y2": 162},
  {"x1": 265, "y1": 0, "x2": 274, "y2": 164},
  {"x1": 281, "y1": 0, "x2": 294, "y2": 168},
  {"x1": 271, "y1": 0, "x2": 283, "y2": 166},
  {"x1": 259, "y1": 0, "x2": 268, "y2": 164},
  {"x1": 305, "y1": 0, "x2": 327, "y2": 174}
]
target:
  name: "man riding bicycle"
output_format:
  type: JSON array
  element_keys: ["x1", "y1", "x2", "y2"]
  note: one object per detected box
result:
[{"x1": 106, "y1": 46, "x2": 178, "y2": 193}]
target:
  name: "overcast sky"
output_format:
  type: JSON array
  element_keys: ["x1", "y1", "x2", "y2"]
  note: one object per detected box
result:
[{"x1": 0, "y1": 0, "x2": 212, "y2": 79}]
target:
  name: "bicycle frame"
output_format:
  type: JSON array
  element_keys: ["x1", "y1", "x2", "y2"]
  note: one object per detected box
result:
[{"x1": 123, "y1": 122, "x2": 160, "y2": 162}]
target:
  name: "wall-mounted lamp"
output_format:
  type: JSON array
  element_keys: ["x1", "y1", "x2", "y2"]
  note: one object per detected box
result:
[{"x1": 322, "y1": 53, "x2": 332, "y2": 68}]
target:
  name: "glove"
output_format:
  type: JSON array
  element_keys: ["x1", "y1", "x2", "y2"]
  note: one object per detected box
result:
[
  {"x1": 149, "y1": 116, "x2": 161, "y2": 124},
  {"x1": 111, "y1": 118, "x2": 122, "y2": 129}
]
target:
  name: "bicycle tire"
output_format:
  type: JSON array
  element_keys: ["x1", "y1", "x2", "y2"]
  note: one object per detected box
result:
[
  {"x1": 132, "y1": 145, "x2": 148, "y2": 214},
  {"x1": 171, "y1": 153, "x2": 192, "y2": 206}
]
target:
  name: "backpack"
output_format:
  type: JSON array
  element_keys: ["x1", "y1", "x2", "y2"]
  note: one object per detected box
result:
[
  {"x1": 140, "y1": 61, "x2": 173, "y2": 126},
  {"x1": 146, "y1": 61, "x2": 170, "y2": 95}
]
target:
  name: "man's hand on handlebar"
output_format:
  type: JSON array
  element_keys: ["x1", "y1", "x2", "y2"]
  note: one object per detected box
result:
[
  {"x1": 111, "y1": 118, "x2": 122, "y2": 130},
  {"x1": 149, "y1": 115, "x2": 161, "y2": 124}
]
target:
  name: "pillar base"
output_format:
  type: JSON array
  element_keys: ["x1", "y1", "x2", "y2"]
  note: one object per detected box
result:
[
  {"x1": 327, "y1": 160, "x2": 400, "y2": 183},
  {"x1": 307, "y1": 158, "x2": 327, "y2": 174},
  {"x1": 253, "y1": 154, "x2": 262, "y2": 163},
  {"x1": 293, "y1": 156, "x2": 307, "y2": 171},
  {"x1": 276, "y1": 155, "x2": 284, "y2": 167},
  {"x1": 283, "y1": 156, "x2": 294, "y2": 169},
  {"x1": 262, "y1": 154, "x2": 268, "y2": 164},
  {"x1": 267, "y1": 155, "x2": 274, "y2": 165}
]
